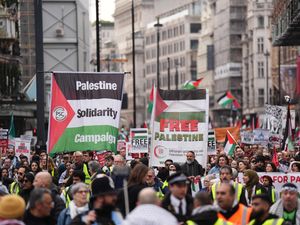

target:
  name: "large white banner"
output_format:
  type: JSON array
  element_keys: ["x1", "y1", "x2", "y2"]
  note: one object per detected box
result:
[
  {"x1": 236, "y1": 172, "x2": 300, "y2": 190},
  {"x1": 149, "y1": 88, "x2": 209, "y2": 167}
]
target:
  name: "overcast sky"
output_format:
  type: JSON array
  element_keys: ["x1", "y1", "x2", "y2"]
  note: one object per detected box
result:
[{"x1": 89, "y1": 0, "x2": 115, "y2": 22}]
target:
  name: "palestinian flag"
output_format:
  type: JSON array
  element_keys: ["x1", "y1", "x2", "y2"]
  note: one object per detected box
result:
[
  {"x1": 183, "y1": 78, "x2": 203, "y2": 90},
  {"x1": 217, "y1": 91, "x2": 241, "y2": 108},
  {"x1": 147, "y1": 86, "x2": 154, "y2": 113},
  {"x1": 48, "y1": 72, "x2": 124, "y2": 154},
  {"x1": 223, "y1": 130, "x2": 237, "y2": 156}
]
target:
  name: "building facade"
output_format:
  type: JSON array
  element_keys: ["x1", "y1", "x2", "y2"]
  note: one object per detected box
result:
[
  {"x1": 242, "y1": 0, "x2": 273, "y2": 118},
  {"x1": 114, "y1": 0, "x2": 155, "y2": 127},
  {"x1": 144, "y1": 2, "x2": 201, "y2": 92}
]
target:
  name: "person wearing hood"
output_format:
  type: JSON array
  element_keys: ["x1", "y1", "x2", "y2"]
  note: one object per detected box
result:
[
  {"x1": 70, "y1": 174, "x2": 123, "y2": 225},
  {"x1": 216, "y1": 183, "x2": 252, "y2": 225},
  {"x1": 186, "y1": 192, "x2": 233, "y2": 225},
  {"x1": 57, "y1": 183, "x2": 89, "y2": 225},
  {"x1": 243, "y1": 170, "x2": 266, "y2": 205}
]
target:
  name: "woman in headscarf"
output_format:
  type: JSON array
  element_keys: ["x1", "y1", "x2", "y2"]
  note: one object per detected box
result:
[{"x1": 243, "y1": 169, "x2": 266, "y2": 204}]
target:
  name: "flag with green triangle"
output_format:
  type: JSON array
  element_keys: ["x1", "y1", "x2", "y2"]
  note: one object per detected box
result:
[
  {"x1": 223, "y1": 130, "x2": 237, "y2": 156},
  {"x1": 182, "y1": 78, "x2": 203, "y2": 90}
]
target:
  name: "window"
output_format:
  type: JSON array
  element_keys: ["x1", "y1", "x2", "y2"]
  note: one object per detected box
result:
[
  {"x1": 168, "y1": 44, "x2": 173, "y2": 54},
  {"x1": 257, "y1": 16, "x2": 264, "y2": 28},
  {"x1": 168, "y1": 29, "x2": 173, "y2": 38},
  {"x1": 151, "y1": 34, "x2": 155, "y2": 44},
  {"x1": 179, "y1": 24, "x2": 185, "y2": 35},
  {"x1": 258, "y1": 89, "x2": 264, "y2": 106},
  {"x1": 162, "y1": 31, "x2": 167, "y2": 40},
  {"x1": 257, "y1": 37, "x2": 264, "y2": 53},
  {"x1": 257, "y1": 61, "x2": 264, "y2": 78},
  {"x1": 174, "y1": 27, "x2": 179, "y2": 36},
  {"x1": 190, "y1": 40, "x2": 199, "y2": 49},
  {"x1": 190, "y1": 23, "x2": 201, "y2": 33},
  {"x1": 180, "y1": 41, "x2": 185, "y2": 51},
  {"x1": 146, "y1": 36, "x2": 150, "y2": 45}
]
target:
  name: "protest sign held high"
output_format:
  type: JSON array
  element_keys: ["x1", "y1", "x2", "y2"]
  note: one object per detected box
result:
[
  {"x1": 150, "y1": 88, "x2": 209, "y2": 167},
  {"x1": 48, "y1": 72, "x2": 124, "y2": 154},
  {"x1": 129, "y1": 128, "x2": 148, "y2": 154}
]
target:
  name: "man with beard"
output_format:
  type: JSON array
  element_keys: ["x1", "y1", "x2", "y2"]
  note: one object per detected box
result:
[
  {"x1": 6, "y1": 147, "x2": 20, "y2": 168},
  {"x1": 249, "y1": 194, "x2": 289, "y2": 225},
  {"x1": 270, "y1": 183, "x2": 300, "y2": 225},
  {"x1": 70, "y1": 174, "x2": 123, "y2": 225},
  {"x1": 9, "y1": 166, "x2": 26, "y2": 194},
  {"x1": 210, "y1": 166, "x2": 247, "y2": 206},
  {"x1": 181, "y1": 151, "x2": 204, "y2": 178}
]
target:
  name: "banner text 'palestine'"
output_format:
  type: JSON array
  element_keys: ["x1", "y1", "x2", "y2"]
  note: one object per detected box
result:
[{"x1": 48, "y1": 72, "x2": 124, "y2": 154}]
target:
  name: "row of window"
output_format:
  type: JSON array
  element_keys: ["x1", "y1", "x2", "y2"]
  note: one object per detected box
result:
[
  {"x1": 145, "y1": 41, "x2": 186, "y2": 59},
  {"x1": 146, "y1": 72, "x2": 186, "y2": 89},
  {"x1": 145, "y1": 57, "x2": 186, "y2": 75}
]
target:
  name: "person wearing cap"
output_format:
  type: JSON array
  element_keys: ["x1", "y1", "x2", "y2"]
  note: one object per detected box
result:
[
  {"x1": 70, "y1": 174, "x2": 123, "y2": 225},
  {"x1": 19, "y1": 172, "x2": 35, "y2": 204},
  {"x1": 210, "y1": 165, "x2": 248, "y2": 206},
  {"x1": 122, "y1": 187, "x2": 178, "y2": 225},
  {"x1": 57, "y1": 183, "x2": 89, "y2": 225},
  {"x1": 161, "y1": 172, "x2": 193, "y2": 223},
  {"x1": 0, "y1": 194, "x2": 25, "y2": 222},
  {"x1": 261, "y1": 175, "x2": 277, "y2": 204},
  {"x1": 216, "y1": 182, "x2": 252, "y2": 225},
  {"x1": 270, "y1": 183, "x2": 300, "y2": 225},
  {"x1": 248, "y1": 194, "x2": 288, "y2": 225}
]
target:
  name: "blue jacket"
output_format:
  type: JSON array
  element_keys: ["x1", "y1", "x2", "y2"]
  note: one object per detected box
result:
[{"x1": 57, "y1": 208, "x2": 71, "y2": 225}]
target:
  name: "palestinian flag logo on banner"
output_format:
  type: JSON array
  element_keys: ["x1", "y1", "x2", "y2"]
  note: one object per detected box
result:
[
  {"x1": 48, "y1": 72, "x2": 124, "y2": 154},
  {"x1": 150, "y1": 88, "x2": 209, "y2": 167}
]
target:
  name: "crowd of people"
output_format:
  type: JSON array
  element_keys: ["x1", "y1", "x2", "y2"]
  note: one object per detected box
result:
[{"x1": 0, "y1": 143, "x2": 299, "y2": 225}]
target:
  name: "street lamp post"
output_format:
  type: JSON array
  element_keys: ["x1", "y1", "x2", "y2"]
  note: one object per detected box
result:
[
  {"x1": 95, "y1": 0, "x2": 100, "y2": 72},
  {"x1": 175, "y1": 59, "x2": 179, "y2": 90},
  {"x1": 154, "y1": 17, "x2": 162, "y2": 88},
  {"x1": 167, "y1": 57, "x2": 170, "y2": 90},
  {"x1": 131, "y1": 0, "x2": 136, "y2": 127},
  {"x1": 265, "y1": 50, "x2": 270, "y2": 104}
]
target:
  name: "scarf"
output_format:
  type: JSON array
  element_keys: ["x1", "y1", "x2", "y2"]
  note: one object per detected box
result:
[
  {"x1": 69, "y1": 200, "x2": 89, "y2": 219},
  {"x1": 244, "y1": 169, "x2": 259, "y2": 201}
]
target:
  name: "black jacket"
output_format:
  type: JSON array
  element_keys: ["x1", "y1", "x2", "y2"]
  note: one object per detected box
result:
[
  {"x1": 50, "y1": 185, "x2": 65, "y2": 222},
  {"x1": 181, "y1": 160, "x2": 204, "y2": 177},
  {"x1": 19, "y1": 187, "x2": 34, "y2": 204},
  {"x1": 116, "y1": 183, "x2": 147, "y2": 217},
  {"x1": 162, "y1": 193, "x2": 194, "y2": 222},
  {"x1": 23, "y1": 209, "x2": 56, "y2": 225}
]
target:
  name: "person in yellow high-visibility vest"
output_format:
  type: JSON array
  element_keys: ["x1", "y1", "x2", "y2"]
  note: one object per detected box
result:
[
  {"x1": 73, "y1": 151, "x2": 91, "y2": 184},
  {"x1": 248, "y1": 194, "x2": 287, "y2": 225},
  {"x1": 9, "y1": 166, "x2": 26, "y2": 194},
  {"x1": 210, "y1": 165, "x2": 248, "y2": 206},
  {"x1": 186, "y1": 191, "x2": 234, "y2": 225}
]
